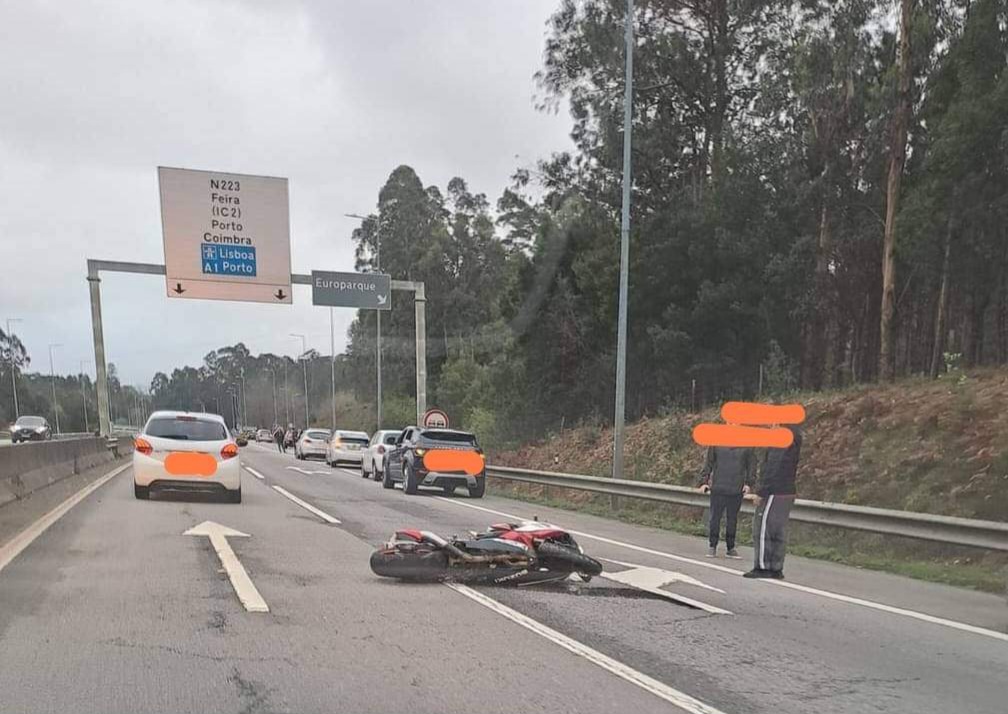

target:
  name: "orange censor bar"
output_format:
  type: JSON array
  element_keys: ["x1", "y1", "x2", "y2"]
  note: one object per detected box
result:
[
  {"x1": 164, "y1": 452, "x2": 218, "y2": 477},
  {"x1": 720, "y1": 401, "x2": 806, "y2": 426},
  {"x1": 422, "y1": 450, "x2": 485, "y2": 476},
  {"x1": 693, "y1": 424, "x2": 795, "y2": 448}
]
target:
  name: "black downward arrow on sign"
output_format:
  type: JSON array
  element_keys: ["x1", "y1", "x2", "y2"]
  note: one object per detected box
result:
[
  {"x1": 173, "y1": 283, "x2": 185, "y2": 294},
  {"x1": 275, "y1": 289, "x2": 286, "y2": 301}
]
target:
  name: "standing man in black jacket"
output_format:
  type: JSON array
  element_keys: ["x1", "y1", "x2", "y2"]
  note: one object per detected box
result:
[
  {"x1": 697, "y1": 446, "x2": 755, "y2": 558},
  {"x1": 745, "y1": 424, "x2": 802, "y2": 579}
]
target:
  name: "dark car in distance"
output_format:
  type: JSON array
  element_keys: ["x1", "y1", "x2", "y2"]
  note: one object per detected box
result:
[
  {"x1": 383, "y1": 427, "x2": 486, "y2": 498},
  {"x1": 10, "y1": 415, "x2": 52, "y2": 443}
]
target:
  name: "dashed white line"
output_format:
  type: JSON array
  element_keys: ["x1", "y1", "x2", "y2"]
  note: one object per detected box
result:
[
  {"x1": 244, "y1": 466, "x2": 265, "y2": 480},
  {"x1": 446, "y1": 583, "x2": 726, "y2": 714},
  {"x1": 0, "y1": 463, "x2": 129, "y2": 575},
  {"x1": 433, "y1": 496, "x2": 1008, "y2": 643},
  {"x1": 271, "y1": 485, "x2": 341, "y2": 524}
]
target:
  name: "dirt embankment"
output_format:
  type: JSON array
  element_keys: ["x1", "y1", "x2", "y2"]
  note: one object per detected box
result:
[{"x1": 493, "y1": 369, "x2": 1008, "y2": 522}]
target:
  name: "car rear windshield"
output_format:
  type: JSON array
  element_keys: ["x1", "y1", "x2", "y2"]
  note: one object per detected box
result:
[
  {"x1": 304, "y1": 430, "x2": 330, "y2": 440},
  {"x1": 15, "y1": 416, "x2": 45, "y2": 427},
  {"x1": 146, "y1": 417, "x2": 227, "y2": 441},
  {"x1": 339, "y1": 435, "x2": 369, "y2": 445},
  {"x1": 420, "y1": 430, "x2": 477, "y2": 446}
]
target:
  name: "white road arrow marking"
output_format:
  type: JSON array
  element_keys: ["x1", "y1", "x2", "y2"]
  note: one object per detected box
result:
[
  {"x1": 376, "y1": 293, "x2": 387, "y2": 305},
  {"x1": 599, "y1": 561, "x2": 731, "y2": 614},
  {"x1": 184, "y1": 520, "x2": 269, "y2": 613}
]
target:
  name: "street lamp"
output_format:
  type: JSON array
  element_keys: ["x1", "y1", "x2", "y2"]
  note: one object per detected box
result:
[
  {"x1": 269, "y1": 366, "x2": 278, "y2": 425},
  {"x1": 290, "y1": 333, "x2": 309, "y2": 427},
  {"x1": 239, "y1": 366, "x2": 248, "y2": 427},
  {"x1": 346, "y1": 212, "x2": 382, "y2": 429},
  {"x1": 48, "y1": 343, "x2": 62, "y2": 434},
  {"x1": 612, "y1": 0, "x2": 634, "y2": 480},
  {"x1": 80, "y1": 360, "x2": 91, "y2": 432},
  {"x1": 6, "y1": 318, "x2": 22, "y2": 418}
]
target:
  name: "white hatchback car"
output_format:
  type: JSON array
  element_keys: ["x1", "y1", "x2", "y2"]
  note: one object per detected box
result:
[
  {"x1": 325, "y1": 430, "x2": 370, "y2": 467},
  {"x1": 133, "y1": 411, "x2": 241, "y2": 502},
  {"x1": 361, "y1": 429, "x2": 402, "y2": 481},
  {"x1": 295, "y1": 428, "x2": 331, "y2": 460}
]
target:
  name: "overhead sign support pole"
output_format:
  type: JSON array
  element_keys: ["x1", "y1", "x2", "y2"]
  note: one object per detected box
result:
[{"x1": 87, "y1": 260, "x2": 427, "y2": 436}]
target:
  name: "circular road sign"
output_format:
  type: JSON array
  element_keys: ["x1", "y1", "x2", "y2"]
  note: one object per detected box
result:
[{"x1": 422, "y1": 408, "x2": 450, "y2": 429}]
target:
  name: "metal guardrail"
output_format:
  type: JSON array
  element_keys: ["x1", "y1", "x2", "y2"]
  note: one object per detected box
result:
[{"x1": 486, "y1": 465, "x2": 1008, "y2": 552}]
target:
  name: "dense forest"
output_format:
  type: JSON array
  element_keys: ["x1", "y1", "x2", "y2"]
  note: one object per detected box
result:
[{"x1": 3, "y1": 0, "x2": 1007, "y2": 447}]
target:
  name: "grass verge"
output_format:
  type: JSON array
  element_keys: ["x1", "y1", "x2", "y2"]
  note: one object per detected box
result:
[{"x1": 489, "y1": 482, "x2": 1008, "y2": 594}]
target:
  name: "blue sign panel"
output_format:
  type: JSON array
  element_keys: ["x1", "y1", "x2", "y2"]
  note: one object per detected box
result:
[{"x1": 201, "y1": 244, "x2": 257, "y2": 277}]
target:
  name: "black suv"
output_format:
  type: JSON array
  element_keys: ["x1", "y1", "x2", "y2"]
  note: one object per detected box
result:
[
  {"x1": 10, "y1": 416, "x2": 52, "y2": 443},
  {"x1": 383, "y1": 427, "x2": 486, "y2": 498}
]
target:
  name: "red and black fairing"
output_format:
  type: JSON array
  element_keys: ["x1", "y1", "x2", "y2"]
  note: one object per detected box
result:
[{"x1": 370, "y1": 520, "x2": 603, "y2": 584}]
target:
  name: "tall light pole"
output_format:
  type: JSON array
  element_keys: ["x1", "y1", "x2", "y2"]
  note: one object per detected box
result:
[
  {"x1": 80, "y1": 360, "x2": 90, "y2": 432},
  {"x1": 346, "y1": 212, "x2": 382, "y2": 430},
  {"x1": 612, "y1": 0, "x2": 634, "y2": 481},
  {"x1": 329, "y1": 307, "x2": 337, "y2": 432},
  {"x1": 6, "y1": 318, "x2": 22, "y2": 418},
  {"x1": 283, "y1": 361, "x2": 290, "y2": 425},
  {"x1": 269, "y1": 367, "x2": 278, "y2": 425},
  {"x1": 48, "y1": 343, "x2": 62, "y2": 434},
  {"x1": 239, "y1": 366, "x2": 248, "y2": 427},
  {"x1": 290, "y1": 333, "x2": 309, "y2": 427}
]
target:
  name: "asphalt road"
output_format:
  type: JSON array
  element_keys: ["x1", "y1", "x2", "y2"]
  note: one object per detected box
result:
[{"x1": 0, "y1": 442, "x2": 1005, "y2": 714}]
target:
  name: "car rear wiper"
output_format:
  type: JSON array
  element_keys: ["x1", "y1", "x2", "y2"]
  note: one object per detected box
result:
[{"x1": 160, "y1": 435, "x2": 190, "y2": 440}]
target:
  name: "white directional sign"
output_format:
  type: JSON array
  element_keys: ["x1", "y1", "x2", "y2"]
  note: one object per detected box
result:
[{"x1": 159, "y1": 166, "x2": 293, "y2": 304}]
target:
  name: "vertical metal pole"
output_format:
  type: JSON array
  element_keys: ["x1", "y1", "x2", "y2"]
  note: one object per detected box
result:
[
  {"x1": 302, "y1": 359, "x2": 309, "y2": 427},
  {"x1": 283, "y1": 362, "x2": 290, "y2": 424},
  {"x1": 612, "y1": 0, "x2": 634, "y2": 480},
  {"x1": 376, "y1": 226, "x2": 382, "y2": 431},
  {"x1": 271, "y1": 368, "x2": 278, "y2": 425},
  {"x1": 6, "y1": 318, "x2": 21, "y2": 418},
  {"x1": 240, "y1": 367, "x2": 247, "y2": 426},
  {"x1": 49, "y1": 343, "x2": 62, "y2": 434},
  {"x1": 330, "y1": 307, "x2": 337, "y2": 432},
  {"x1": 414, "y1": 283, "x2": 427, "y2": 424},
  {"x1": 87, "y1": 264, "x2": 111, "y2": 437},
  {"x1": 80, "y1": 360, "x2": 89, "y2": 432}
]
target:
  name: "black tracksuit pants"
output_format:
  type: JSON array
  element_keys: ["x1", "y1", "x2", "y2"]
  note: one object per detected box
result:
[{"x1": 708, "y1": 493, "x2": 744, "y2": 549}]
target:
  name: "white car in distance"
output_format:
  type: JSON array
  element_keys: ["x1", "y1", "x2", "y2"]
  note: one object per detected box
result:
[
  {"x1": 133, "y1": 411, "x2": 241, "y2": 503},
  {"x1": 325, "y1": 430, "x2": 370, "y2": 468},
  {"x1": 361, "y1": 429, "x2": 402, "y2": 481},
  {"x1": 295, "y1": 428, "x2": 331, "y2": 461}
]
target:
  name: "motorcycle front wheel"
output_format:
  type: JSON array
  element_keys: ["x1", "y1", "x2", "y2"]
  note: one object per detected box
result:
[{"x1": 535, "y1": 541, "x2": 604, "y2": 578}]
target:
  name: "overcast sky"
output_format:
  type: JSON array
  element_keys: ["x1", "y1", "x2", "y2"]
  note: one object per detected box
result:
[{"x1": 0, "y1": 0, "x2": 572, "y2": 387}]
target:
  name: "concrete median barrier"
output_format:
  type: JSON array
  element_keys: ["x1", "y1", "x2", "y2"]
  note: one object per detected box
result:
[{"x1": 0, "y1": 437, "x2": 133, "y2": 507}]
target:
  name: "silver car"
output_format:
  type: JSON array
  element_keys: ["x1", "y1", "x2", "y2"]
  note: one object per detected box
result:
[
  {"x1": 325, "y1": 430, "x2": 370, "y2": 467},
  {"x1": 361, "y1": 429, "x2": 402, "y2": 481},
  {"x1": 295, "y1": 428, "x2": 331, "y2": 461}
]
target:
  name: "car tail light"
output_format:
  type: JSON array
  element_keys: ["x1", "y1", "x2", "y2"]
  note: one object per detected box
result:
[
  {"x1": 220, "y1": 443, "x2": 239, "y2": 459},
  {"x1": 134, "y1": 437, "x2": 153, "y2": 455},
  {"x1": 376, "y1": 445, "x2": 385, "y2": 454}
]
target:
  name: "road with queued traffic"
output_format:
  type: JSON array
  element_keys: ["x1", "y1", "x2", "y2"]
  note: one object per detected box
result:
[{"x1": 1, "y1": 441, "x2": 1006, "y2": 714}]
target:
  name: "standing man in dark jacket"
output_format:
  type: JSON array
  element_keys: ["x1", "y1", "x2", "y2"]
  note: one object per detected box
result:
[
  {"x1": 745, "y1": 424, "x2": 802, "y2": 579},
  {"x1": 697, "y1": 446, "x2": 755, "y2": 558},
  {"x1": 273, "y1": 425, "x2": 286, "y2": 453}
]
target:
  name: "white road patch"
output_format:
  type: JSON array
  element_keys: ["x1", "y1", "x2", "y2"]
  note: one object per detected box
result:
[
  {"x1": 446, "y1": 583, "x2": 726, "y2": 714},
  {"x1": 434, "y1": 496, "x2": 1008, "y2": 643},
  {"x1": 184, "y1": 520, "x2": 268, "y2": 613},
  {"x1": 600, "y1": 562, "x2": 732, "y2": 615},
  {"x1": 271, "y1": 485, "x2": 341, "y2": 524},
  {"x1": 244, "y1": 466, "x2": 265, "y2": 480},
  {"x1": 0, "y1": 463, "x2": 129, "y2": 575}
]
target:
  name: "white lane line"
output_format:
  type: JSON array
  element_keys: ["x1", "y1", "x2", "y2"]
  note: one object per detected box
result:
[
  {"x1": 244, "y1": 466, "x2": 265, "y2": 480},
  {"x1": 434, "y1": 496, "x2": 1008, "y2": 643},
  {"x1": 286, "y1": 466, "x2": 313, "y2": 475},
  {"x1": 271, "y1": 485, "x2": 341, "y2": 524},
  {"x1": 447, "y1": 583, "x2": 726, "y2": 714},
  {"x1": 184, "y1": 521, "x2": 268, "y2": 613},
  {"x1": 0, "y1": 463, "x2": 129, "y2": 574}
]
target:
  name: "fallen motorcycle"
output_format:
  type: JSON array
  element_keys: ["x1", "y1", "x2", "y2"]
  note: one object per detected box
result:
[{"x1": 370, "y1": 520, "x2": 603, "y2": 585}]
